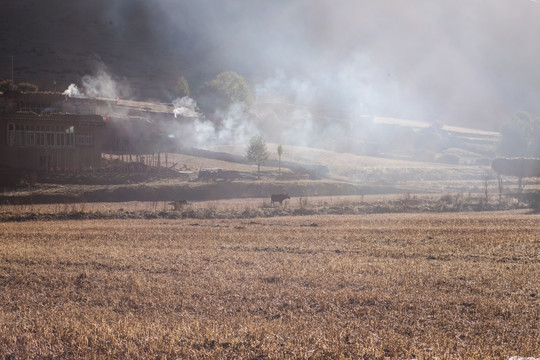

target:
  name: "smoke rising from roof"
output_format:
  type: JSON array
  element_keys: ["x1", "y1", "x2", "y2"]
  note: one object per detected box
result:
[
  {"x1": 172, "y1": 97, "x2": 198, "y2": 118},
  {"x1": 62, "y1": 84, "x2": 83, "y2": 98},
  {"x1": 62, "y1": 64, "x2": 132, "y2": 99}
]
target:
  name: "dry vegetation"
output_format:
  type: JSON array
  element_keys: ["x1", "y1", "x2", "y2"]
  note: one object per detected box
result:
[
  {"x1": 0, "y1": 193, "x2": 533, "y2": 222},
  {"x1": 1, "y1": 212, "x2": 539, "y2": 359},
  {"x1": 211, "y1": 144, "x2": 489, "y2": 183}
]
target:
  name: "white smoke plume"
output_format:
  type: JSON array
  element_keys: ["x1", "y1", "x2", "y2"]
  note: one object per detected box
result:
[
  {"x1": 171, "y1": 101, "x2": 261, "y2": 149},
  {"x1": 172, "y1": 96, "x2": 198, "y2": 118},
  {"x1": 62, "y1": 64, "x2": 131, "y2": 99},
  {"x1": 62, "y1": 84, "x2": 83, "y2": 98}
]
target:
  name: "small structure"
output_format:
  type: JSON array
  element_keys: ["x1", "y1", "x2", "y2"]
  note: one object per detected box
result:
[
  {"x1": 0, "y1": 87, "x2": 109, "y2": 174},
  {"x1": 0, "y1": 90, "x2": 194, "y2": 175},
  {"x1": 0, "y1": 112, "x2": 105, "y2": 172}
]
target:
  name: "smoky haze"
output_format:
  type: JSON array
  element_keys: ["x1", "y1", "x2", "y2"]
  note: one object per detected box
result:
[
  {"x1": 2, "y1": 0, "x2": 540, "y2": 133},
  {"x1": 135, "y1": 0, "x2": 540, "y2": 130}
]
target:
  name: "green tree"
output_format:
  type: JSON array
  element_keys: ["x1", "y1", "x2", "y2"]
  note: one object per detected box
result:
[
  {"x1": 246, "y1": 135, "x2": 269, "y2": 180},
  {"x1": 277, "y1": 144, "x2": 283, "y2": 176},
  {"x1": 499, "y1": 110, "x2": 540, "y2": 157},
  {"x1": 176, "y1": 76, "x2": 190, "y2": 98},
  {"x1": 197, "y1": 71, "x2": 252, "y2": 116}
]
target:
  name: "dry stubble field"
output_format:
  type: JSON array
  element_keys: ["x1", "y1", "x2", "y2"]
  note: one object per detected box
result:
[{"x1": 0, "y1": 212, "x2": 539, "y2": 359}]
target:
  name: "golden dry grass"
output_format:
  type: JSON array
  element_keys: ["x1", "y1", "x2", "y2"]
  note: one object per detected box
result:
[{"x1": 0, "y1": 212, "x2": 539, "y2": 359}]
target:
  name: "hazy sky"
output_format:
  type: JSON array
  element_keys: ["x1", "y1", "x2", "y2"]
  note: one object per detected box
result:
[{"x1": 2, "y1": 0, "x2": 540, "y2": 129}]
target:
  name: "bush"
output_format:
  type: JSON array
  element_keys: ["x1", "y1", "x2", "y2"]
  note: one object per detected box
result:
[{"x1": 439, "y1": 194, "x2": 453, "y2": 204}]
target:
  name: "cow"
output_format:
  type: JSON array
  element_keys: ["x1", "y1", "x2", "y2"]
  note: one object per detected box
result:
[{"x1": 271, "y1": 193, "x2": 290, "y2": 206}]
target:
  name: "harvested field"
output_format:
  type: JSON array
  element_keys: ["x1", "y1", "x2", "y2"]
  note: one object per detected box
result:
[{"x1": 0, "y1": 212, "x2": 539, "y2": 359}]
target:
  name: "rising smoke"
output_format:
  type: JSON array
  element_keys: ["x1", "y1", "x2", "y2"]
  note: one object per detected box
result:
[
  {"x1": 63, "y1": 64, "x2": 132, "y2": 99},
  {"x1": 154, "y1": 0, "x2": 540, "y2": 130},
  {"x1": 172, "y1": 97, "x2": 198, "y2": 118},
  {"x1": 62, "y1": 84, "x2": 83, "y2": 98},
  {"x1": 56, "y1": 0, "x2": 540, "y2": 152},
  {"x1": 3, "y1": 0, "x2": 540, "y2": 131}
]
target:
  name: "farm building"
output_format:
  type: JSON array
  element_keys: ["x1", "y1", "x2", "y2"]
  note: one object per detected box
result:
[
  {"x1": 0, "y1": 91, "x2": 109, "y2": 173},
  {"x1": 0, "y1": 90, "x2": 184, "y2": 173},
  {"x1": 0, "y1": 112, "x2": 105, "y2": 172}
]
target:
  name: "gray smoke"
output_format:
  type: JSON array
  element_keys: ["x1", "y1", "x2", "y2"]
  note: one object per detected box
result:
[
  {"x1": 156, "y1": 0, "x2": 540, "y2": 130},
  {"x1": 172, "y1": 97, "x2": 198, "y2": 118},
  {"x1": 62, "y1": 84, "x2": 83, "y2": 98},
  {"x1": 4, "y1": 0, "x2": 540, "y2": 130},
  {"x1": 172, "y1": 100, "x2": 261, "y2": 148},
  {"x1": 40, "y1": 0, "x2": 540, "y2": 152},
  {"x1": 63, "y1": 64, "x2": 131, "y2": 99}
]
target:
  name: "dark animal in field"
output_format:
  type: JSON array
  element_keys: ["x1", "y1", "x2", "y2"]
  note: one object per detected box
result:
[
  {"x1": 170, "y1": 199, "x2": 188, "y2": 210},
  {"x1": 271, "y1": 193, "x2": 290, "y2": 205}
]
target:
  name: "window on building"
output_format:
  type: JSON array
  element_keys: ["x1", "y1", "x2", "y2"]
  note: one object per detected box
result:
[
  {"x1": 55, "y1": 126, "x2": 65, "y2": 147},
  {"x1": 6, "y1": 123, "x2": 82, "y2": 148},
  {"x1": 36, "y1": 125, "x2": 45, "y2": 146},
  {"x1": 66, "y1": 126, "x2": 75, "y2": 147},
  {"x1": 25, "y1": 125, "x2": 35, "y2": 146},
  {"x1": 15, "y1": 124, "x2": 25, "y2": 146},
  {"x1": 45, "y1": 126, "x2": 55, "y2": 146},
  {"x1": 7, "y1": 123, "x2": 15, "y2": 146}
]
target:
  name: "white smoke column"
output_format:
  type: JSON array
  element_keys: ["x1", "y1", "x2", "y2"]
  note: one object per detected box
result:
[
  {"x1": 62, "y1": 63, "x2": 132, "y2": 99},
  {"x1": 172, "y1": 96, "x2": 198, "y2": 118},
  {"x1": 283, "y1": 108, "x2": 315, "y2": 147},
  {"x1": 81, "y1": 67, "x2": 124, "y2": 98},
  {"x1": 62, "y1": 84, "x2": 84, "y2": 98},
  {"x1": 213, "y1": 103, "x2": 260, "y2": 145},
  {"x1": 172, "y1": 101, "x2": 261, "y2": 149}
]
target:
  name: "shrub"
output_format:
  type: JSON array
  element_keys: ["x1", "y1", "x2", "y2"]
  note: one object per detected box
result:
[{"x1": 439, "y1": 194, "x2": 453, "y2": 204}]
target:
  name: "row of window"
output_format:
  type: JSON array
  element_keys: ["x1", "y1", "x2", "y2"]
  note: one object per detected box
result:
[
  {"x1": 17, "y1": 103, "x2": 54, "y2": 114},
  {"x1": 7, "y1": 124, "x2": 93, "y2": 147}
]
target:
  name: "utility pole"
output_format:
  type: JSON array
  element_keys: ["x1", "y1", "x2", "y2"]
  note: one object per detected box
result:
[{"x1": 11, "y1": 55, "x2": 14, "y2": 88}]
